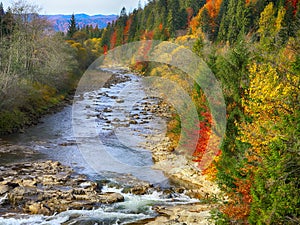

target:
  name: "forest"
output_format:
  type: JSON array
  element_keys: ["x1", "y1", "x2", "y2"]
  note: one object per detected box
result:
[{"x1": 0, "y1": 0, "x2": 299, "y2": 224}]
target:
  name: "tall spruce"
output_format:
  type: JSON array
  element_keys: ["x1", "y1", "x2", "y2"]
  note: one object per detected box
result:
[
  {"x1": 218, "y1": 0, "x2": 248, "y2": 44},
  {"x1": 67, "y1": 14, "x2": 77, "y2": 38},
  {"x1": 167, "y1": 0, "x2": 181, "y2": 37}
]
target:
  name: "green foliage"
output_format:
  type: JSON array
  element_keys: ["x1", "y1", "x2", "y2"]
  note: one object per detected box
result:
[
  {"x1": 250, "y1": 111, "x2": 300, "y2": 225},
  {"x1": 192, "y1": 37, "x2": 205, "y2": 57},
  {"x1": 210, "y1": 209, "x2": 232, "y2": 225},
  {"x1": 0, "y1": 110, "x2": 27, "y2": 134},
  {"x1": 218, "y1": 0, "x2": 248, "y2": 44}
]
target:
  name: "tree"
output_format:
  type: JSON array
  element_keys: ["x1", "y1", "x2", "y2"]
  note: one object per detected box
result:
[
  {"x1": 218, "y1": 0, "x2": 248, "y2": 44},
  {"x1": 0, "y1": 1, "x2": 75, "y2": 108},
  {"x1": 186, "y1": 0, "x2": 206, "y2": 16},
  {"x1": 240, "y1": 62, "x2": 300, "y2": 225},
  {"x1": 167, "y1": 0, "x2": 182, "y2": 37},
  {"x1": 67, "y1": 14, "x2": 77, "y2": 38},
  {"x1": 199, "y1": 7, "x2": 212, "y2": 39}
]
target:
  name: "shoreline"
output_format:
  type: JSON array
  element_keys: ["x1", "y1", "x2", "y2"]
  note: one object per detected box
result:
[{"x1": 133, "y1": 89, "x2": 223, "y2": 224}]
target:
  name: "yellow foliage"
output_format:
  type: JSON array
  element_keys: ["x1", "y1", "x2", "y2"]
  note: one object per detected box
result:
[{"x1": 239, "y1": 63, "x2": 299, "y2": 156}]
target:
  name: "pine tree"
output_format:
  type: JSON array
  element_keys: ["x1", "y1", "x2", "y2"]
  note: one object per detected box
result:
[
  {"x1": 0, "y1": 2, "x2": 4, "y2": 16},
  {"x1": 200, "y1": 8, "x2": 212, "y2": 38},
  {"x1": 186, "y1": 0, "x2": 206, "y2": 16},
  {"x1": 218, "y1": 0, "x2": 248, "y2": 44},
  {"x1": 167, "y1": 0, "x2": 181, "y2": 37},
  {"x1": 67, "y1": 14, "x2": 77, "y2": 38},
  {"x1": 214, "y1": 0, "x2": 229, "y2": 41},
  {"x1": 217, "y1": 0, "x2": 230, "y2": 42}
]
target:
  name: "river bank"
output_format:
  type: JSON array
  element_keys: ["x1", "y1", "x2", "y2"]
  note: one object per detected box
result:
[
  {"x1": 0, "y1": 90, "x2": 75, "y2": 136},
  {"x1": 133, "y1": 97, "x2": 223, "y2": 225}
]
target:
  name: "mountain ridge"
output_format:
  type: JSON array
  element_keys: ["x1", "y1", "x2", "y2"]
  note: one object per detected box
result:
[{"x1": 42, "y1": 14, "x2": 117, "y2": 32}]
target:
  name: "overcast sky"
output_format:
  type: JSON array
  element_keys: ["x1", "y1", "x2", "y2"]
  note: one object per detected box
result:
[{"x1": 1, "y1": 0, "x2": 142, "y2": 15}]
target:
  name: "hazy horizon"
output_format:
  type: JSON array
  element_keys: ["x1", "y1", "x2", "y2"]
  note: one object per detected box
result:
[{"x1": 1, "y1": 0, "x2": 142, "y2": 15}]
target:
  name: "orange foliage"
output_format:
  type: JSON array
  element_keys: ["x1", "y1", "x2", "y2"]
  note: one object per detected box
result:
[
  {"x1": 110, "y1": 30, "x2": 117, "y2": 49},
  {"x1": 189, "y1": 0, "x2": 223, "y2": 35},
  {"x1": 181, "y1": 101, "x2": 221, "y2": 175},
  {"x1": 202, "y1": 153, "x2": 221, "y2": 180},
  {"x1": 221, "y1": 178, "x2": 252, "y2": 222},
  {"x1": 189, "y1": 16, "x2": 200, "y2": 34},
  {"x1": 159, "y1": 23, "x2": 163, "y2": 31},
  {"x1": 206, "y1": 0, "x2": 222, "y2": 19},
  {"x1": 141, "y1": 30, "x2": 154, "y2": 40},
  {"x1": 123, "y1": 17, "x2": 132, "y2": 43}
]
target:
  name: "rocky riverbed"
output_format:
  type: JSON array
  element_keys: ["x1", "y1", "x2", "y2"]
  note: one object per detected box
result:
[
  {"x1": 0, "y1": 158, "x2": 125, "y2": 216},
  {"x1": 0, "y1": 69, "x2": 223, "y2": 224}
]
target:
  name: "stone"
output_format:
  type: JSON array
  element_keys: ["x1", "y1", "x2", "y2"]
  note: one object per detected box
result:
[
  {"x1": 129, "y1": 120, "x2": 138, "y2": 125},
  {"x1": 25, "y1": 202, "x2": 51, "y2": 215},
  {"x1": 103, "y1": 107, "x2": 113, "y2": 113},
  {"x1": 116, "y1": 99, "x2": 125, "y2": 103},
  {"x1": 99, "y1": 192, "x2": 124, "y2": 204},
  {"x1": 0, "y1": 160, "x2": 126, "y2": 215},
  {"x1": 0, "y1": 184, "x2": 9, "y2": 195}
]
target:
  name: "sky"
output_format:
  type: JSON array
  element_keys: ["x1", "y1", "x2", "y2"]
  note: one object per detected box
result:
[{"x1": 1, "y1": 0, "x2": 142, "y2": 15}]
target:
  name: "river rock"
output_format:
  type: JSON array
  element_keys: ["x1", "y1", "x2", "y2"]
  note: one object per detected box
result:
[
  {"x1": 99, "y1": 192, "x2": 124, "y2": 204},
  {"x1": 122, "y1": 185, "x2": 149, "y2": 195},
  {"x1": 0, "y1": 184, "x2": 9, "y2": 195},
  {"x1": 116, "y1": 99, "x2": 125, "y2": 103},
  {"x1": 129, "y1": 120, "x2": 138, "y2": 125},
  {"x1": 0, "y1": 160, "x2": 125, "y2": 215},
  {"x1": 147, "y1": 203, "x2": 216, "y2": 225},
  {"x1": 103, "y1": 107, "x2": 113, "y2": 113}
]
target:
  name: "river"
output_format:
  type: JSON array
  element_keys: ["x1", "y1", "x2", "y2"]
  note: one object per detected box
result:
[{"x1": 0, "y1": 69, "x2": 198, "y2": 225}]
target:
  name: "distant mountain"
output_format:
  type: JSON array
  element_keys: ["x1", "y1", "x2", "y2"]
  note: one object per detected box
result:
[{"x1": 42, "y1": 14, "x2": 117, "y2": 32}]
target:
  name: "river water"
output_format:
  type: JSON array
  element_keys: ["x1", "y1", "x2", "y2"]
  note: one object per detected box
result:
[{"x1": 0, "y1": 70, "x2": 198, "y2": 225}]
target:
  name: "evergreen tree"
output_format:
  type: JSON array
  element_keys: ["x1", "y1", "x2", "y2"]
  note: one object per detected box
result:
[
  {"x1": 186, "y1": 0, "x2": 206, "y2": 16},
  {"x1": 200, "y1": 8, "x2": 212, "y2": 39},
  {"x1": 67, "y1": 14, "x2": 77, "y2": 38},
  {"x1": 0, "y1": 2, "x2": 4, "y2": 16},
  {"x1": 217, "y1": 0, "x2": 249, "y2": 44},
  {"x1": 280, "y1": 0, "x2": 297, "y2": 39},
  {"x1": 167, "y1": 0, "x2": 181, "y2": 37},
  {"x1": 217, "y1": 0, "x2": 230, "y2": 42}
]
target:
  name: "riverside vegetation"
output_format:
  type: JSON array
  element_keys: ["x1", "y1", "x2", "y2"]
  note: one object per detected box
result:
[{"x1": 0, "y1": 0, "x2": 300, "y2": 224}]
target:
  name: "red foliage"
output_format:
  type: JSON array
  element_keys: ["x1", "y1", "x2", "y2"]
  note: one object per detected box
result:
[
  {"x1": 186, "y1": 7, "x2": 194, "y2": 25},
  {"x1": 286, "y1": 0, "x2": 299, "y2": 15},
  {"x1": 123, "y1": 17, "x2": 132, "y2": 43},
  {"x1": 182, "y1": 106, "x2": 213, "y2": 164},
  {"x1": 103, "y1": 45, "x2": 108, "y2": 55},
  {"x1": 141, "y1": 30, "x2": 154, "y2": 40},
  {"x1": 192, "y1": 111, "x2": 213, "y2": 162},
  {"x1": 110, "y1": 30, "x2": 117, "y2": 49}
]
